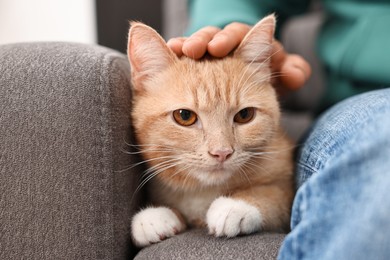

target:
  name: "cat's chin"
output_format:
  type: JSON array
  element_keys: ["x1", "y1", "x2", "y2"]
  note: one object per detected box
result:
[{"x1": 191, "y1": 167, "x2": 235, "y2": 186}]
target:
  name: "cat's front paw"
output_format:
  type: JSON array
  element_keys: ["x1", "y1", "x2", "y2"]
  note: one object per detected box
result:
[
  {"x1": 206, "y1": 197, "x2": 262, "y2": 238},
  {"x1": 131, "y1": 207, "x2": 186, "y2": 247}
]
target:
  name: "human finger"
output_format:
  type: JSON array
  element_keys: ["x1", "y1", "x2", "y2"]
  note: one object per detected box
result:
[
  {"x1": 278, "y1": 54, "x2": 311, "y2": 90},
  {"x1": 270, "y1": 41, "x2": 311, "y2": 90},
  {"x1": 167, "y1": 37, "x2": 187, "y2": 57},
  {"x1": 207, "y1": 22, "x2": 252, "y2": 58},
  {"x1": 182, "y1": 26, "x2": 221, "y2": 59},
  {"x1": 270, "y1": 40, "x2": 287, "y2": 73}
]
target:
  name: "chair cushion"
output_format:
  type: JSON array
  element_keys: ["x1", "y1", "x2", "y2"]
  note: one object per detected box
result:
[{"x1": 135, "y1": 229, "x2": 285, "y2": 260}]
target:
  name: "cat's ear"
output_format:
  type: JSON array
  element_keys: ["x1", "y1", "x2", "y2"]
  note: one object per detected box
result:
[
  {"x1": 234, "y1": 14, "x2": 275, "y2": 69},
  {"x1": 127, "y1": 22, "x2": 177, "y2": 91}
]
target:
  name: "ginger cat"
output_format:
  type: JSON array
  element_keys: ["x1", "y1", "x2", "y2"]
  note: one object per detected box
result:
[{"x1": 128, "y1": 14, "x2": 294, "y2": 247}]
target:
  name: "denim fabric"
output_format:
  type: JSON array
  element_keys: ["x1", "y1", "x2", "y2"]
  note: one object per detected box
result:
[{"x1": 279, "y1": 89, "x2": 390, "y2": 260}]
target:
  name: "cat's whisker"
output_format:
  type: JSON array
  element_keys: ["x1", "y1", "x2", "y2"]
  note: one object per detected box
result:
[
  {"x1": 169, "y1": 164, "x2": 191, "y2": 179},
  {"x1": 122, "y1": 147, "x2": 179, "y2": 155},
  {"x1": 121, "y1": 142, "x2": 174, "y2": 155},
  {"x1": 247, "y1": 149, "x2": 280, "y2": 156},
  {"x1": 124, "y1": 142, "x2": 181, "y2": 151},
  {"x1": 118, "y1": 155, "x2": 179, "y2": 173},
  {"x1": 145, "y1": 163, "x2": 190, "y2": 189},
  {"x1": 235, "y1": 153, "x2": 270, "y2": 172},
  {"x1": 134, "y1": 172, "x2": 159, "y2": 195},
  {"x1": 143, "y1": 163, "x2": 177, "y2": 180},
  {"x1": 237, "y1": 164, "x2": 253, "y2": 185},
  {"x1": 238, "y1": 69, "x2": 287, "y2": 94},
  {"x1": 141, "y1": 157, "x2": 182, "y2": 177},
  {"x1": 135, "y1": 159, "x2": 184, "y2": 194},
  {"x1": 269, "y1": 71, "x2": 288, "y2": 77},
  {"x1": 236, "y1": 48, "x2": 284, "y2": 92},
  {"x1": 248, "y1": 153, "x2": 275, "y2": 162},
  {"x1": 250, "y1": 151, "x2": 284, "y2": 157},
  {"x1": 244, "y1": 159, "x2": 273, "y2": 176},
  {"x1": 247, "y1": 145, "x2": 297, "y2": 155},
  {"x1": 143, "y1": 157, "x2": 187, "y2": 178},
  {"x1": 246, "y1": 153, "x2": 284, "y2": 163},
  {"x1": 124, "y1": 143, "x2": 157, "y2": 148},
  {"x1": 255, "y1": 72, "x2": 287, "y2": 83},
  {"x1": 234, "y1": 47, "x2": 270, "y2": 92},
  {"x1": 239, "y1": 80, "x2": 268, "y2": 98},
  {"x1": 170, "y1": 164, "x2": 195, "y2": 189}
]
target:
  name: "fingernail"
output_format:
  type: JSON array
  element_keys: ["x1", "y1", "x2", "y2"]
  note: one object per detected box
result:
[{"x1": 166, "y1": 39, "x2": 175, "y2": 47}]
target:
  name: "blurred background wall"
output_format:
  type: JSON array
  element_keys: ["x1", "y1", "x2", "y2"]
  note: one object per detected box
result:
[
  {"x1": 0, "y1": 0, "x2": 183, "y2": 54},
  {"x1": 96, "y1": 0, "x2": 163, "y2": 53},
  {"x1": 0, "y1": 0, "x2": 97, "y2": 44}
]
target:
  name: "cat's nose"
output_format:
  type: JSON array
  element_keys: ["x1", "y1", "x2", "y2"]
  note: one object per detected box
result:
[{"x1": 208, "y1": 148, "x2": 234, "y2": 163}]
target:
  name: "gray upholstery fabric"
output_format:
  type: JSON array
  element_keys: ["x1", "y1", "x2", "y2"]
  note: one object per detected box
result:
[
  {"x1": 0, "y1": 42, "x2": 141, "y2": 259},
  {"x1": 135, "y1": 229, "x2": 285, "y2": 260}
]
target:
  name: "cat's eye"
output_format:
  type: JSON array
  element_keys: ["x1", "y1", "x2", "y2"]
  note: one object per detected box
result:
[
  {"x1": 173, "y1": 109, "x2": 198, "y2": 126},
  {"x1": 234, "y1": 107, "x2": 255, "y2": 124}
]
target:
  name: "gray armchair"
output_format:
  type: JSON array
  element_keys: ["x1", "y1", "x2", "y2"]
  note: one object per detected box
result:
[
  {"x1": 0, "y1": 40, "x2": 285, "y2": 260},
  {"x1": 1, "y1": 3, "x2": 324, "y2": 259}
]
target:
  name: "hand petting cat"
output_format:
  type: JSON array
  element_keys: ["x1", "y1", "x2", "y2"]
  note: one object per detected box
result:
[{"x1": 167, "y1": 22, "x2": 311, "y2": 93}]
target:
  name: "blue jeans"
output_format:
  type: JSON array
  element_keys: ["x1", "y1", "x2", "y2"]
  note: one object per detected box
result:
[{"x1": 278, "y1": 89, "x2": 390, "y2": 259}]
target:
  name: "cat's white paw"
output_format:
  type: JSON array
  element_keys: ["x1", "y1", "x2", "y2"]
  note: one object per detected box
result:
[
  {"x1": 206, "y1": 197, "x2": 262, "y2": 237},
  {"x1": 131, "y1": 207, "x2": 186, "y2": 247}
]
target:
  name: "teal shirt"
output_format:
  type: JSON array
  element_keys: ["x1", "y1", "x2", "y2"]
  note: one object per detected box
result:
[{"x1": 187, "y1": 0, "x2": 390, "y2": 110}]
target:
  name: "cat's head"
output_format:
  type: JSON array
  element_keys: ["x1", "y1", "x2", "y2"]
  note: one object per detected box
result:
[{"x1": 127, "y1": 15, "x2": 281, "y2": 189}]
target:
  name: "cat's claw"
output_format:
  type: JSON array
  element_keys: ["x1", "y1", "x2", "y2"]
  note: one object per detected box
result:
[
  {"x1": 206, "y1": 197, "x2": 262, "y2": 238},
  {"x1": 131, "y1": 207, "x2": 185, "y2": 247}
]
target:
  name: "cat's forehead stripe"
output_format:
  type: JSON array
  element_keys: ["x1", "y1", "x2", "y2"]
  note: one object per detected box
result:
[{"x1": 184, "y1": 59, "x2": 264, "y2": 110}]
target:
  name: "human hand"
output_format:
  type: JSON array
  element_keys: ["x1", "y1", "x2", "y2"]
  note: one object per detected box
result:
[{"x1": 167, "y1": 22, "x2": 311, "y2": 92}]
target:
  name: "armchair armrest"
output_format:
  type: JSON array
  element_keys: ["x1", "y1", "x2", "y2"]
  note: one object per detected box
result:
[{"x1": 0, "y1": 42, "x2": 142, "y2": 259}]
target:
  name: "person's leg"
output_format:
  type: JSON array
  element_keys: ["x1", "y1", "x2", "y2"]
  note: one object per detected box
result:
[{"x1": 278, "y1": 88, "x2": 390, "y2": 260}]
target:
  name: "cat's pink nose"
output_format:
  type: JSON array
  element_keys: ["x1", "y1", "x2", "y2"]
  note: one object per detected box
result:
[{"x1": 209, "y1": 148, "x2": 234, "y2": 163}]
